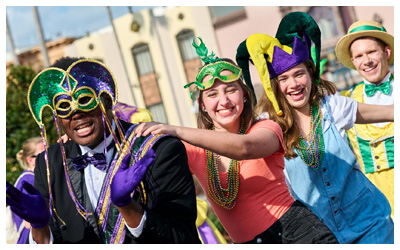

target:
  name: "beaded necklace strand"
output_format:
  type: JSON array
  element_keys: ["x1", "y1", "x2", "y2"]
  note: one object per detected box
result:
[
  {"x1": 296, "y1": 104, "x2": 325, "y2": 170},
  {"x1": 205, "y1": 119, "x2": 245, "y2": 209}
]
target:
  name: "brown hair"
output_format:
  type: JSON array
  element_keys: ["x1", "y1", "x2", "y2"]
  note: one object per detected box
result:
[
  {"x1": 196, "y1": 58, "x2": 257, "y2": 133},
  {"x1": 255, "y1": 60, "x2": 337, "y2": 158},
  {"x1": 16, "y1": 137, "x2": 43, "y2": 170}
]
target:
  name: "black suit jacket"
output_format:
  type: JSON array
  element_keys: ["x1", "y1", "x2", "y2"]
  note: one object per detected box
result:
[{"x1": 34, "y1": 121, "x2": 200, "y2": 243}]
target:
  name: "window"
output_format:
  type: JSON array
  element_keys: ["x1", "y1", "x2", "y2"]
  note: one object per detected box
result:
[
  {"x1": 131, "y1": 43, "x2": 168, "y2": 123},
  {"x1": 308, "y1": 7, "x2": 338, "y2": 40},
  {"x1": 209, "y1": 6, "x2": 246, "y2": 28},
  {"x1": 176, "y1": 29, "x2": 202, "y2": 104},
  {"x1": 148, "y1": 103, "x2": 168, "y2": 124},
  {"x1": 177, "y1": 30, "x2": 198, "y2": 62},
  {"x1": 209, "y1": 6, "x2": 245, "y2": 19},
  {"x1": 132, "y1": 44, "x2": 154, "y2": 76}
]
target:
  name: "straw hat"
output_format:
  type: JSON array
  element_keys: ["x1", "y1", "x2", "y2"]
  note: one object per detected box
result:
[{"x1": 335, "y1": 20, "x2": 394, "y2": 70}]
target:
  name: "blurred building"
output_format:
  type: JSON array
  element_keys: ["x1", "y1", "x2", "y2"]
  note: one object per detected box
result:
[
  {"x1": 65, "y1": 6, "x2": 217, "y2": 127},
  {"x1": 210, "y1": 6, "x2": 394, "y2": 97},
  {"x1": 6, "y1": 37, "x2": 75, "y2": 77},
  {"x1": 6, "y1": 6, "x2": 394, "y2": 127}
]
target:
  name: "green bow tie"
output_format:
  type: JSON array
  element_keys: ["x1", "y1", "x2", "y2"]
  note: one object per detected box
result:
[{"x1": 364, "y1": 75, "x2": 393, "y2": 97}]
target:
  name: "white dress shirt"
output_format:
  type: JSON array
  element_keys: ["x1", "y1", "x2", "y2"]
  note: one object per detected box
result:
[{"x1": 79, "y1": 133, "x2": 146, "y2": 238}]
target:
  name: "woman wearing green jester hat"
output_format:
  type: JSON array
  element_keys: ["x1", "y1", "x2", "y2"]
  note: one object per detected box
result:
[
  {"x1": 135, "y1": 37, "x2": 338, "y2": 243},
  {"x1": 240, "y1": 12, "x2": 393, "y2": 243}
]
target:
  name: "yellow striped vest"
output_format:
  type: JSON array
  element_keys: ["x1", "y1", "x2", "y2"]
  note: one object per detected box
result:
[{"x1": 341, "y1": 83, "x2": 394, "y2": 174}]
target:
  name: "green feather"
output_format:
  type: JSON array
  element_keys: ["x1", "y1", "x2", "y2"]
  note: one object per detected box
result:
[{"x1": 192, "y1": 37, "x2": 217, "y2": 64}]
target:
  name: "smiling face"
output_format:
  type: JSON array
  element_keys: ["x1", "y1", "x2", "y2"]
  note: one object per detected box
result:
[
  {"x1": 200, "y1": 79, "x2": 245, "y2": 133},
  {"x1": 350, "y1": 37, "x2": 391, "y2": 84},
  {"x1": 59, "y1": 106, "x2": 106, "y2": 149},
  {"x1": 276, "y1": 63, "x2": 312, "y2": 115}
]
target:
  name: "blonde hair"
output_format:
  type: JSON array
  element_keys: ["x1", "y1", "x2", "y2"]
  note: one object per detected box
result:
[
  {"x1": 16, "y1": 137, "x2": 43, "y2": 170},
  {"x1": 255, "y1": 60, "x2": 337, "y2": 158}
]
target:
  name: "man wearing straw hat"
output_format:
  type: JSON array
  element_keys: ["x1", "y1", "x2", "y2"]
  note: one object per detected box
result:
[{"x1": 335, "y1": 20, "x2": 394, "y2": 219}]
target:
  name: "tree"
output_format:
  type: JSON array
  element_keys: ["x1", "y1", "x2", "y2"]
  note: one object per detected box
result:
[{"x1": 6, "y1": 65, "x2": 58, "y2": 184}]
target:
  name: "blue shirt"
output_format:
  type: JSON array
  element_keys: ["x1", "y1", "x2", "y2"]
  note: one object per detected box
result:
[{"x1": 284, "y1": 95, "x2": 393, "y2": 243}]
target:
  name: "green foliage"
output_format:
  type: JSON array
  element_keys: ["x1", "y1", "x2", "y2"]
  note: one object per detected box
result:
[
  {"x1": 207, "y1": 209, "x2": 226, "y2": 236},
  {"x1": 6, "y1": 65, "x2": 59, "y2": 184}
]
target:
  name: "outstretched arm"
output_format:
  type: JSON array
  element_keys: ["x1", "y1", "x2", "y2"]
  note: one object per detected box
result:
[
  {"x1": 135, "y1": 120, "x2": 282, "y2": 160},
  {"x1": 356, "y1": 103, "x2": 394, "y2": 124}
]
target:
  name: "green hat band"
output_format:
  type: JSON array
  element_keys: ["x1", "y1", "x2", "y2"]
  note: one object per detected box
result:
[{"x1": 350, "y1": 25, "x2": 387, "y2": 34}]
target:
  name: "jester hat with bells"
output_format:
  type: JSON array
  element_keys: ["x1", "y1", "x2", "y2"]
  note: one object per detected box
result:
[
  {"x1": 27, "y1": 59, "x2": 137, "y2": 222},
  {"x1": 236, "y1": 12, "x2": 325, "y2": 116}
]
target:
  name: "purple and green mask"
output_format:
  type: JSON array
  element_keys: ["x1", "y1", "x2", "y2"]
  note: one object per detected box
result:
[{"x1": 28, "y1": 59, "x2": 117, "y2": 125}]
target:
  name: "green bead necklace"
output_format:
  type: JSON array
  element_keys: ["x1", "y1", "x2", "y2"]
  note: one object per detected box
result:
[
  {"x1": 205, "y1": 119, "x2": 245, "y2": 209},
  {"x1": 296, "y1": 104, "x2": 325, "y2": 170}
]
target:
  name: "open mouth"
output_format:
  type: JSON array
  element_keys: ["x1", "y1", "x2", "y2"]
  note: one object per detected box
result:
[
  {"x1": 74, "y1": 123, "x2": 94, "y2": 137},
  {"x1": 364, "y1": 65, "x2": 377, "y2": 72},
  {"x1": 218, "y1": 108, "x2": 234, "y2": 116},
  {"x1": 289, "y1": 89, "x2": 304, "y2": 97}
]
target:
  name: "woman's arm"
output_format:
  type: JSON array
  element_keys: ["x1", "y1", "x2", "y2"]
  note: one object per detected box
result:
[
  {"x1": 135, "y1": 121, "x2": 281, "y2": 160},
  {"x1": 356, "y1": 103, "x2": 394, "y2": 124}
]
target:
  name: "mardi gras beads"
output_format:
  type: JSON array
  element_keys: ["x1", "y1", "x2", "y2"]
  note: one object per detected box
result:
[
  {"x1": 296, "y1": 104, "x2": 325, "y2": 170},
  {"x1": 205, "y1": 119, "x2": 245, "y2": 209}
]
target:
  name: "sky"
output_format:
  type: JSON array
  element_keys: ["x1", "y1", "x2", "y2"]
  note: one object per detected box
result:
[
  {"x1": 5, "y1": 0, "x2": 396, "y2": 52},
  {"x1": 6, "y1": 6, "x2": 152, "y2": 52}
]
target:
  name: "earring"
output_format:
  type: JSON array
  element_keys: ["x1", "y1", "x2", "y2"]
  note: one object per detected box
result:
[
  {"x1": 244, "y1": 98, "x2": 247, "y2": 103},
  {"x1": 202, "y1": 108, "x2": 207, "y2": 112}
]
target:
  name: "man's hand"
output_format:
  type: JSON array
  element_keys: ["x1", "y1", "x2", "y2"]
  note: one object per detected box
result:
[
  {"x1": 6, "y1": 181, "x2": 49, "y2": 229},
  {"x1": 111, "y1": 148, "x2": 156, "y2": 207}
]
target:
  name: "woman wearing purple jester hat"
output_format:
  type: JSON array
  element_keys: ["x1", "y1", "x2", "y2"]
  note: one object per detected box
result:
[{"x1": 238, "y1": 12, "x2": 394, "y2": 243}]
